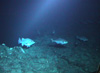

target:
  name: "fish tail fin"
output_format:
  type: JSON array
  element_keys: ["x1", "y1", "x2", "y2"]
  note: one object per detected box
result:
[
  {"x1": 18, "y1": 38, "x2": 21, "y2": 44},
  {"x1": 51, "y1": 39, "x2": 54, "y2": 42}
]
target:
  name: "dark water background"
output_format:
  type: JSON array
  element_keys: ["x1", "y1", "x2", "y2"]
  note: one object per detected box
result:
[{"x1": 0, "y1": 0, "x2": 100, "y2": 47}]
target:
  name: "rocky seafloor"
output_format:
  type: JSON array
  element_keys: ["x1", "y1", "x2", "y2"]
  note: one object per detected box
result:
[{"x1": 0, "y1": 35, "x2": 100, "y2": 73}]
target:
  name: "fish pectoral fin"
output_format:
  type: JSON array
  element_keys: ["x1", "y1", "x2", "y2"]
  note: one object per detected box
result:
[
  {"x1": 27, "y1": 45, "x2": 30, "y2": 48},
  {"x1": 22, "y1": 43, "x2": 24, "y2": 46}
]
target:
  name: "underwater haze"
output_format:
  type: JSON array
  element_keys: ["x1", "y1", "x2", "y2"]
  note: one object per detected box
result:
[
  {"x1": 0, "y1": 0, "x2": 100, "y2": 73},
  {"x1": 0, "y1": 0, "x2": 99, "y2": 46}
]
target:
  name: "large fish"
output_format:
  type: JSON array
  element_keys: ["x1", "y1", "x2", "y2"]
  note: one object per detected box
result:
[
  {"x1": 18, "y1": 38, "x2": 35, "y2": 47},
  {"x1": 51, "y1": 38, "x2": 68, "y2": 45}
]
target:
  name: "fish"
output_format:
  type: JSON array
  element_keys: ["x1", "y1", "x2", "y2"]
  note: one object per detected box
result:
[
  {"x1": 51, "y1": 38, "x2": 68, "y2": 45},
  {"x1": 76, "y1": 36, "x2": 88, "y2": 42},
  {"x1": 18, "y1": 38, "x2": 35, "y2": 47}
]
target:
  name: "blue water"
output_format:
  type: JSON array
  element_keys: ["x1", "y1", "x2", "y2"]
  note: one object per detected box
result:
[{"x1": 0, "y1": 0, "x2": 100, "y2": 73}]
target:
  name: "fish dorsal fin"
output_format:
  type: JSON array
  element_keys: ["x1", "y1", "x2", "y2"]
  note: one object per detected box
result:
[{"x1": 22, "y1": 38, "x2": 24, "y2": 40}]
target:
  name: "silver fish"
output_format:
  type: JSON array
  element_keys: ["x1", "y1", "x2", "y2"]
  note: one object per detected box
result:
[
  {"x1": 51, "y1": 38, "x2": 68, "y2": 45},
  {"x1": 18, "y1": 38, "x2": 35, "y2": 47}
]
